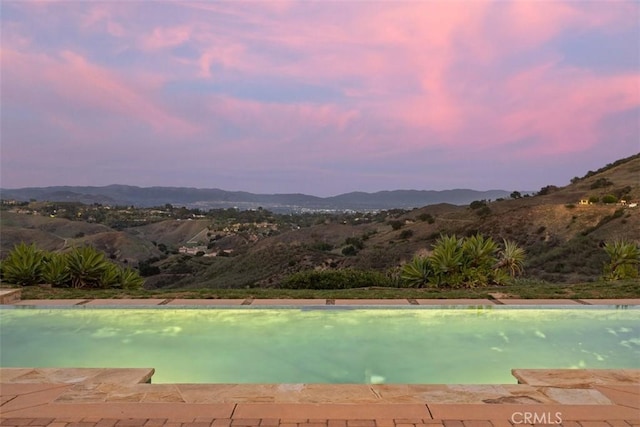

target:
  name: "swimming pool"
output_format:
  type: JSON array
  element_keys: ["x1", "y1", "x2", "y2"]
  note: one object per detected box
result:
[{"x1": 1, "y1": 306, "x2": 638, "y2": 384}]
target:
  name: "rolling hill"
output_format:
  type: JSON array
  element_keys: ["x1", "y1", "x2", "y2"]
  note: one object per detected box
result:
[
  {"x1": 1, "y1": 153, "x2": 638, "y2": 287},
  {"x1": 0, "y1": 185, "x2": 511, "y2": 212}
]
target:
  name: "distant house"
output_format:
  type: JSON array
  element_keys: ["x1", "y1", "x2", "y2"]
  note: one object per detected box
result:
[
  {"x1": 629, "y1": 203, "x2": 638, "y2": 208},
  {"x1": 579, "y1": 199, "x2": 591, "y2": 205}
]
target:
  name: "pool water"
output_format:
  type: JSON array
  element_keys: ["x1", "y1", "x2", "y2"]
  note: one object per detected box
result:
[{"x1": 1, "y1": 306, "x2": 638, "y2": 384}]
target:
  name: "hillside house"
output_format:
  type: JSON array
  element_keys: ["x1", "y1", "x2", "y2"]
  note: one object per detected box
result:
[{"x1": 579, "y1": 199, "x2": 591, "y2": 205}]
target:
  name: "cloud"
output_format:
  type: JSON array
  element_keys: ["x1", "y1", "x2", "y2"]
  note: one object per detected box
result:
[
  {"x1": 1, "y1": 47, "x2": 198, "y2": 137},
  {"x1": 140, "y1": 25, "x2": 192, "y2": 51},
  {"x1": 1, "y1": 1, "x2": 638, "y2": 193}
]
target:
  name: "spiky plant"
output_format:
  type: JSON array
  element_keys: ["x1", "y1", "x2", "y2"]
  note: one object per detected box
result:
[
  {"x1": 100, "y1": 263, "x2": 122, "y2": 289},
  {"x1": 66, "y1": 246, "x2": 109, "y2": 288},
  {"x1": 400, "y1": 256, "x2": 433, "y2": 288},
  {"x1": 1, "y1": 243, "x2": 44, "y2": 286},
  {"x1": 429, "y1": 234, "x2": 464, "y2": 287},
  {"x1": 496, "y1": 239, "x2": 526, "y2": 278},
  {"x1": 119, "y1": 267, "x2": 145, "y2": 290},
  {"x1": 41, "y1": 252, "x2": 70, "y2": 287},
  {"x1": 462, "y1": 233, "x2": 498, "y2": 270},
  {"x1": 603, "y1": 240, "x2": 639, "y2": 280}
]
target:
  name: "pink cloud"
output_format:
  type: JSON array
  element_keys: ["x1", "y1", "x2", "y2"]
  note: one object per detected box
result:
[
  {"x1": 1, "y1": 1, "x2": 637, "y2": 191},
  {"x1": 501, "y1": 63, "x2": 639, "y2": 156},
  {"x1": 140, "y1": 25, "x2": 192, "y2": 51},
  {"x1": 1, "y1": 47, "x2": 198, "y2": 137}
]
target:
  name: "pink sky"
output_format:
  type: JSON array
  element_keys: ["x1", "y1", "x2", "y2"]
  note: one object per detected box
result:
[{"x1": 1, "y1": 1, "x2": 638, "y2": 196}]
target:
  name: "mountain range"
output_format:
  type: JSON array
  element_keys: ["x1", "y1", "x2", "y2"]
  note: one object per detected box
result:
[{"x1": 0, "y1": 185, "x2": 513, "y2": 212}]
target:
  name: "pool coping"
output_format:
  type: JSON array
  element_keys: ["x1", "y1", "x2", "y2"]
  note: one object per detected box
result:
[
  {"x1": 1, "y1": 296, "x2": 639, "y2": 423},
  {"x1": 6, "y1": 296, "x2": 640, "y2": 307},
  {"x1": 1, "y1": 368, "x2": 638, "y2": 422}
]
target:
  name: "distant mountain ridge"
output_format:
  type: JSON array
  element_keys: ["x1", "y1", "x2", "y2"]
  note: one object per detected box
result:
[{"x1": 0, "y1": 185, "x2": 512, "y2": 212}]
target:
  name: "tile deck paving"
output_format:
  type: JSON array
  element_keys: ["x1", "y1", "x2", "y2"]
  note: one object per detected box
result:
[{"x1": 1, "y1": 298, "x2": 638, "y2": 424}]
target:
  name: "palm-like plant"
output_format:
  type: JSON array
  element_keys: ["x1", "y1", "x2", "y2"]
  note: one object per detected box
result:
[
  {"x1": 603, "y1": 240, "x2": 639, "y2": 280},
  {"x1": 400, "y1": 256, "x2": 433, "y2": 288},
  {"x1": 1, "y1": 243, "x2": 44, "y2": 285},
  {"x1": 429, "y1": 235, "x2": 464, "y2": 286},
  {"x1": 41, "y1": 252, "x2": 70, "y2": 287},
  {"x1": 462, "y1": 233, "x2": 498, "y2": 269},
  {"x1": 100, "y1": 263, "x2": 122, "y2": 289},
  {"x1": 496, "y1": 239, "x2": 526, "y2": 277},
  {"x1": 66, "y1": 246, "x2": 109, "y2": 288},
  {"x1": 119, "y1": 267, "x2": 145, "y2": 290}
]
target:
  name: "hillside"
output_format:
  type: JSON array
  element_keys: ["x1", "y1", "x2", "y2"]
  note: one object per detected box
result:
[{"x1": 1, "y1": 153, "x2": 638, "y2": 287}]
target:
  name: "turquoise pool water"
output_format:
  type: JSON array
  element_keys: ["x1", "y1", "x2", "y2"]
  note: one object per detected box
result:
[{"x1": 0, "y1": 306, "x2": 638, "y2": 384}]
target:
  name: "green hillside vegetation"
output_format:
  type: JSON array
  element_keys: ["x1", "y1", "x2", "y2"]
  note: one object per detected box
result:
[{"x1": 1, "y1": 153, "x2": 639, "y2": 293}]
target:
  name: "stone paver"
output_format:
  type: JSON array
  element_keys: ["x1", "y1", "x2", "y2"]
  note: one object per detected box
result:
[
  {"x1": 414, "y1": 299, "x2": 494, "y2": 305},
  {"x1": 166, "y1": 299, "x2": 246, "y2": 306},
  {"x1": 333, "y1": 299, "x2": 411, "y2": 305},
  {"x1": 232, "y1": 404, "x2": 431, "y2": 419},
  {"x1": 494, "y1": 298, "x2": 581, "y2": 305},
  {"x1": 0, "y1": 289, "x2": 22, "y2": 304},
  {"x1": 512, "y1": 369, "x2": 640, "y2": 387},
  {"x1": 580, "y1": 299, "x2": 640, "y2": 305},
  {"x1": 83, "y1": 299, "x2": 166, "y2": 306},
  {"x1": 250, "y1": 299, "x2": 328, "y2": 306},
  {"x1": 13, "y1": 300, "x2": 86, "y2": 306}
]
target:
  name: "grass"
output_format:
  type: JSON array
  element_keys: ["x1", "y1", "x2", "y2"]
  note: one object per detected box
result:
[{"x1": 7, "y1": 279, "x2": 639, "y2": 300}]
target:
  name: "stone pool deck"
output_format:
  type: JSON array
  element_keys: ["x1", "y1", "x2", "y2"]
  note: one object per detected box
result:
[
  {"x1": 8, "y1": 297, "x2": 640, "y2": 306},
  {"x1": 1, "y1": 297, "x2": 639, "y2": 424}
]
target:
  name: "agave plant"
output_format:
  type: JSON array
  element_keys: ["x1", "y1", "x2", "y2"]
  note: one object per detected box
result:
[
  {"x1": 496, "y1": 239, "x2": 526, "y2": 278},
  {"x1": 462, "y1": 233, "x2": 498, "y2": 270},
  {"x1": 100, "y1": 263, "x2": 122, "y2": 289},
  {"x1": 400, "y1": 256, "x2": 433, "y2": 288},
  {"x1": 66, "y1": 246, "x2": 110, "y2": 288},
  {"x1": 603, "y1": 240, "x2": 639, "y2": 280},
  {"x1": 1, "y1": 243, "x2": 44, "y2": 286},
  {"x1": 118, "y1": 267, "x2": 145, "y2": 290},
  {"x1": 41, "y1": 252, "x2": 70, "y2": 287},
  {"x1": 429, "y1": 234, "x2": 464, "y2": 286}
]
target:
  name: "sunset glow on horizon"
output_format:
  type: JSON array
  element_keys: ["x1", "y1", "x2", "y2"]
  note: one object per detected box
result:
[{"x1": 1, "y1": 1, "x2": 638, "y2": 196}]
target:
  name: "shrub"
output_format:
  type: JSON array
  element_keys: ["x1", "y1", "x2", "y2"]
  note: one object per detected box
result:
[
  {"x1": 345, "y1": 237, "x2": 364, "y2": 250},
  {"x1": 469, "y1": 200, "x2": 486, "y2": 209},
  {"x1": 537, "y1": 185, "x2": 559, "y2": 196},
  {"x1": 280, "y1": 269, "x2": 392, "y2": 289},
  {"x1": 311, "y1": 242, "x2": 333, "y2": 252},
  {"x1": 602, "y1": 194, "x2": 618, "y2": 204},
  {"x1": 588, "y1": 196, "x2": 600, "y2": 203},
  {"x1": 475, "y1": 206, "x2": 492, "y2": 217},
  {"x1": 417, "y1": 213, "x2": 435, "y2": 223},
  {"x1": 342, "y1": 245, "x2": 358, "y2": 256},
  {"x1": 590, "y1": 177, "x2": 613, "y2": 189},
  {"x1": 388, "y1": 220, "x2": 404, "y2": 230},
  {"x1": 399, "y1": 229, "x2": 414, "y2": 239}
]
